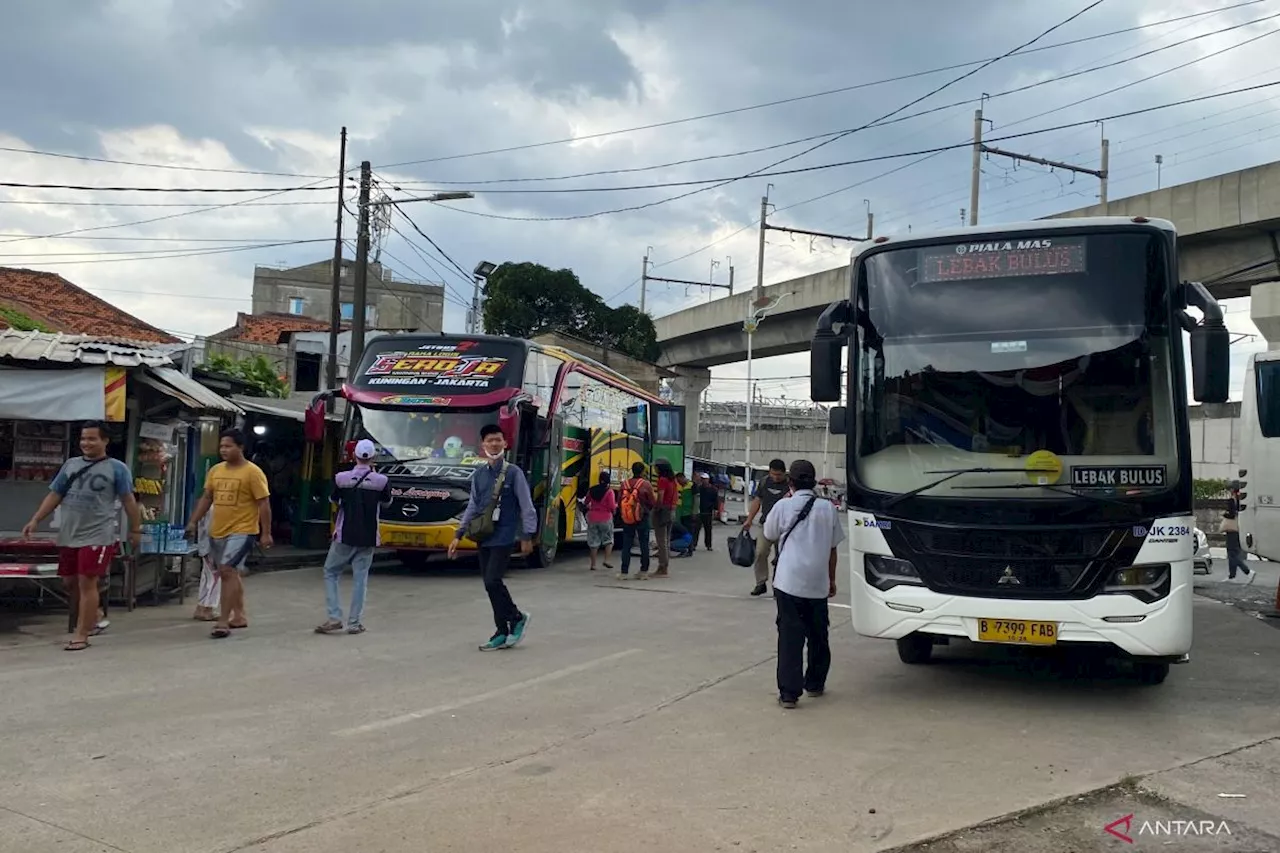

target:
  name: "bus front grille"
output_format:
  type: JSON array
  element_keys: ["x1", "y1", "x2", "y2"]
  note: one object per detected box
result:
[{"x1": 917, "y1": 558, "x2": 1095, "y2": 597}]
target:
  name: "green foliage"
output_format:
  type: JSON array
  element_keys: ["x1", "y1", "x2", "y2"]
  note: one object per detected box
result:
[
  {"x1": 481, "y1": 261, "x2": 660, "y2": 362},
  {"x1": 200, "y1": 353, "x2": 288, "y2": 398},
  {"x1": 0, "y1": 305, "x2": 52, "y2": 332},
  {"x1": 1193, "y1": 478, "x2": 1228, "y2": 502}
]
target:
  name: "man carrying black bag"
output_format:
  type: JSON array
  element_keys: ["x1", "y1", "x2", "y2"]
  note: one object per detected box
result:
[{"x1": 762, "y1": 459, "x2": 844, "y2": 709}]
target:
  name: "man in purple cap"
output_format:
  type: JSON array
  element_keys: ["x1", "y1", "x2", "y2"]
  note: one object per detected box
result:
[{"x1": 316, "y1": 439, "x2": 391, "y2": 635}]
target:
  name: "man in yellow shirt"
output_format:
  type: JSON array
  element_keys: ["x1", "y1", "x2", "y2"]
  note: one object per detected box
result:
[{"x1": 186, "y1": 428, "x2": 272, "y2": 638}]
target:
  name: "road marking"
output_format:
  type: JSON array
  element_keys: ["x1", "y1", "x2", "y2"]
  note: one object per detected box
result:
[{"x1": 334, "y1": 649, "x2": 643, "y2": 736}]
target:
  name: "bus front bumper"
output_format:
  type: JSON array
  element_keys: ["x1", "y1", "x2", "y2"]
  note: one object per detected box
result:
[
  {"x1": 851, "y1": 579, "x2": 1193, "y2": 658},
  {"x1": 380, "y1": 522, "x2": 473, "y2": 551}
]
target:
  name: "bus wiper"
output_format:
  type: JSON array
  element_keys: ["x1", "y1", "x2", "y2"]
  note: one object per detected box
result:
[
  {"x1": 882, "y1": 467, "x2": 1028, "y2": 508},
  {"x1": 956, "y1": 482, "x2": 1150, "y2": 513}
]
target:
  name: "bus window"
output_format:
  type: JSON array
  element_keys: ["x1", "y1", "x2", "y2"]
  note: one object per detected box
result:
[
  {"x1": 654, "y1": 408, "x2": 683, "y2": 444},
  {"x1": 1258, "y1": 361, "x2": 1280, "y2": 437},
  {"x1": 624, "y1": 404, "x2": 648, "y2": 437}
]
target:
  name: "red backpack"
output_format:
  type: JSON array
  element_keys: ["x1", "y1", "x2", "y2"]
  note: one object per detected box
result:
[{"x1": 620, "y1": 478, "x2": 648, "y2": 525}]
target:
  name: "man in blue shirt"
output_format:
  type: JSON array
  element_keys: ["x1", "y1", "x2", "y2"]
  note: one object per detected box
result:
[{"x1": 448, "y1": 424, "x2": 538, "y2": 651}]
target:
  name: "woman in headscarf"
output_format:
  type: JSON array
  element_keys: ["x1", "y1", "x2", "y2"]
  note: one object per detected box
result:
[{"x1": 582, "y1": 470, "x2": 617, "y2": 571}]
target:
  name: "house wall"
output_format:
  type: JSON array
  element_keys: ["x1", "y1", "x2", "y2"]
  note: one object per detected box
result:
[{"x1": 252, "y1": 259, "x2": 445, "y2": 332}]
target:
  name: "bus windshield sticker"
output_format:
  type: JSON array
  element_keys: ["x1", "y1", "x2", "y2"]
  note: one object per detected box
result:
[
  {"x1": 1069, "y1": 465, "x2": 1166, "y2": 488},
  {"x1": 991, "y1": 340, "x2": 1027, "y2": 353},
  {"x1": 362, "y1": 342, "x2": 510, "y2": 388},
  {"x1": 919, "y1": 236, "x2": 1087, "y2": 283}
]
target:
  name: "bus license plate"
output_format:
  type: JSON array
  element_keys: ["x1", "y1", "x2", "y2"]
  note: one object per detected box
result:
[
  {"x1": 385, "y1": 532, "x2": 427, "y2": 547},
  {"x1": 977, "y1": 618, "x2": 1057, "y2": 646}
]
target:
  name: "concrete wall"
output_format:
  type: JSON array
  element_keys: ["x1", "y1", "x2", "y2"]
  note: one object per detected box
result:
[
  {"x1": 1189, "y1": 402, "x2": 1243, "y2": 481},
  {"x1": 252, "y1": 259, "x2": 445, "y2": 332}
]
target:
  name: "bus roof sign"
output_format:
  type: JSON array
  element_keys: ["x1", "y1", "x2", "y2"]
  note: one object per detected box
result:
[{"x1": 919, "y1": 236, "x2": 1087, "y2": 284}]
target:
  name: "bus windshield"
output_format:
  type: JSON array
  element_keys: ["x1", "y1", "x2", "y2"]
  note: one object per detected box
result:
[
  {"x1": 853, "y1": 230, "x2": 1180, "y2": 498},
  {"x1": 354, "y1": 407, "x2": 496, "y2": 467}
]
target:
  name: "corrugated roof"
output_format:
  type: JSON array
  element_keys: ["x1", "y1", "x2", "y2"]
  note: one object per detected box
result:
[
  {"x1": 231, "y1": 393, "x2": 344, "y2": 422},
  {"x1": 0, "y1": 329, "x2": 174, "y2": 366},
  {"x1": 142, "y1": 367, "x2": 244, "y2": 414}
]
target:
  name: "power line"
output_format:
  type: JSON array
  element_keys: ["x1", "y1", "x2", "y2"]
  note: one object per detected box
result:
[
  {"x1": 376, "y1": 1, "x2": 1254, "y2": 171},
  {"x1": 0, "y1": 180, "x2": 343, "y2": 193},
  {"x1": 0, "y1": 238, "x2": 329, "y2": 266},
  {"x1": 0, "y1": 145, "x2": 329, "y2": 178},
  {"x1": 385, "y1": 9, "x2": 1279, "y2": 191},
  {"x1": 382, "y1": 222, "x2": 474, "y2": 308},
  {"x1": 384, "y1": 199, "x2": 475, "y2": 285},
  {"x1": 0, "y1": 232, "x2": 326, "y2": 242},
  {"x1": 340, "y1": 239, "x2": 448, "y2": 330},
  {"x1": 419, "y1": 80, "x2": 1280, "y2": 221},
  {"x1": 0, "y1": 199, "x2": 334, "y2": 208}
]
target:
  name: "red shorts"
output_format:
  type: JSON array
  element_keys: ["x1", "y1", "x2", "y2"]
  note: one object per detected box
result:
[{"x1": 57, "y1": 545, "x2": 117, "y2": 578}]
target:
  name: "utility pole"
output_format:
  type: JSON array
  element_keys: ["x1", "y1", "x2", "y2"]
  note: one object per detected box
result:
[
  {"x1": 640, "y1": 247, "x2": 651, "y2": 314},
  {"x1": 972, "y1": 110, "x2": 1109, "y2": 222},
  {"x1": 755, "y1": 189, "x2": 771, "y2": 301},
  {"x1": 348, "y1": 160, "x2": 372, "y2": 380},
  {"x1": 325, "y1": 127, "x2": 347, "y2": 407},
  {"x1": 1155, "y1": 154, "x2": 1164, "y2": 191},
  {"x1": 969, "y1": 108, "x2": 984, "y2": 226}
]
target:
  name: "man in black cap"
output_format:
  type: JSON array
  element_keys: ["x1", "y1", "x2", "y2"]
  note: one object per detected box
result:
[{"x1": 762, "y1": 459, "x2": 844, "y2": 709}]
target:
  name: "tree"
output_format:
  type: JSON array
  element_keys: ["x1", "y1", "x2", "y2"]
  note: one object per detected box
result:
[{"x1": 482, "y1": 261, "x2": 660, "y2": 363}]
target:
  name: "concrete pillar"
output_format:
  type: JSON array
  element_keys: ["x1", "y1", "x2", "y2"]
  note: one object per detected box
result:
[
  {"x1": 668, "y1": 366, "x2": 711, "y2": 451},
  {"x1": 1250, "y1": 281, "x2": 1280, "y2": 351}
]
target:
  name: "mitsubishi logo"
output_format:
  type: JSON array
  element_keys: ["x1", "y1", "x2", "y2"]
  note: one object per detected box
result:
[
  {"x1": 997, "y1": 566, "x2": 1021, "y2": 585},
  {"x1": 401, "y1": 504, "x2": 420, "y2": 518}
]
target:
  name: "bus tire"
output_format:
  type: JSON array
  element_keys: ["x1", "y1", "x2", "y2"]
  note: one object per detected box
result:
[
  {"x1": 526, "y1": 506, "x2": 563, "y2": 569},
  {"x1": 896, "y1": 633, "x2": 934, "y2": 665},
  {"x1": 1133, "y1": 661, "x2": 1169, "y2": 685}
]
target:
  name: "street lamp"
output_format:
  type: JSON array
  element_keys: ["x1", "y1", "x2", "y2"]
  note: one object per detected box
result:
[
  {"x1": 743, "y1": 291, "x2": 793, "y2": 491},
  {"x1": 471, "y1": 260, "x2": 497, "y2": 334}
]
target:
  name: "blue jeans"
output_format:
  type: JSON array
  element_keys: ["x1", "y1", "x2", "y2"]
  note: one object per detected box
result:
[
  {"x1": 620, "y1": 522, "x2": 651, "y2": 574},
  {"x1": 324, "y1": 542, "x2": 374, "y2": 624}
]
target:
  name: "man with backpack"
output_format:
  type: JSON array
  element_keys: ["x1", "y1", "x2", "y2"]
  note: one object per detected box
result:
[
  {"x1": 762, "y1": 459, "x2": 844, "y2": 709},
  {"x1": 618, "y1": 461, "x2": 655, "y2": 579},
  {"x1": 315, "y1": 439, "x2": 391, "y2": 635},
  {"x1": 448, "y1": 424, "x2": 538, "y2": 651}
]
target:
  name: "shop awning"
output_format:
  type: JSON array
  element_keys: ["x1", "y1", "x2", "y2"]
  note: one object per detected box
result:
[
  {"x1": 231, "y1": 394, "x2": 344, "y2": 422},
  {"x1": 138, "y1": 367, "x2": 243, "y2": 414},
  {"x1": 0, "y1": 365, "x2": 109, "y2": 420}
]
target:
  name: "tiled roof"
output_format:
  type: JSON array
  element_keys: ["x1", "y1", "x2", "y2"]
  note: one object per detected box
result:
[
  {"x1": 0, "y1": 329, "x2": 174, "y2": 366},
  {"x1": 0, "y1": 267, "x2": 179, "y2": 343},
  {"x1": 210, "y1": 312, "x2": 334, "y2": 344}
]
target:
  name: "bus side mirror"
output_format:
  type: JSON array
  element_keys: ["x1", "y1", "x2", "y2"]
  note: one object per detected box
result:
[
  {"x1": 1189, "y1": 322, "x2": 1229, "y2": 403},
  {"x1": 811, "y1": 300, "x2": 852, "y2": 403},
  {"x1": 1184, "y1": 280, "x2": 1230, "y2": 404},
  {"x1": 829, "y1": 405, "x2": 848, "y2": 435}
]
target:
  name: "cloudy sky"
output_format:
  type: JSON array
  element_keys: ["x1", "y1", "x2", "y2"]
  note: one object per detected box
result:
[{"x1": 2, "y1": 0, "x2": 1277, "y2": 401}]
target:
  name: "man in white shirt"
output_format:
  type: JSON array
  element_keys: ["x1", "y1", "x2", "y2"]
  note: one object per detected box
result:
[{"x1": 762, "y1": 459, "x2": 844, "y2": 709}]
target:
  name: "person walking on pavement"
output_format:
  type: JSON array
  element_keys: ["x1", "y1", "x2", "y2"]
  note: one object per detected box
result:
[
  {"x1": 742, "y1": 459, "x2": 790, "y2": 597},
  {"x1": 689, "y1": 472, "x2": 719, "y2": 552},
  {"x1": 22, "y1": 421, "x2": 142, "y2": 652},
  {"x1": 316, "y1": 439, "x2": 391, "y2": 635},
  {"x1": 763, "y1": 459, "x2": 844, "y2": 709},
  {"x1": 652, "y1": 461, "x2": 678, "y2": 578},
  {"x1": 619, "y1": 461, "x2": 655, "y2": 579},
  {"x1": 185, "y1": 428, "x2": 273, "y2": 639},
  {"x1": 583, "y1": 470, "x2": 617, "y2": 572},
  {"x1": 448, "y1": 424, "x2": 537, "y2": 651},
  {"x1": 1223, "y1": 480, "x2": 1255, "y2": 583}
]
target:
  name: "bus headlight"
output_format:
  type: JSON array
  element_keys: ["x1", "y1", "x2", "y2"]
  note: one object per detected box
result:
[
  {"x1": 865, "y1": 555, "x2": 923, "y2": 591},
  {"x1": 1102, "y1": 564, "x2": 1171, "y2": 604}
]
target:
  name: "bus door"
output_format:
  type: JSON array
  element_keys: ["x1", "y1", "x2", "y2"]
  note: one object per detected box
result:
[
  {"x1": 528, "y1": 412, "x2": 567, "y2": 566},
  {"x1": 650, "y1": 404, "x2": 686, "y2": 475}
]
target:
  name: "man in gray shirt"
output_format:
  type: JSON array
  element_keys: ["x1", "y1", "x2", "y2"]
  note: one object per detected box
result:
[{"x1": 23, "y1": 421, "x2": 141, "y2": 651}]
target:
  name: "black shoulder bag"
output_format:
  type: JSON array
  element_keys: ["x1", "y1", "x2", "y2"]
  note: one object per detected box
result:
[{"x1": 777, "y1": 496, "x2": 819, "y2": 558}]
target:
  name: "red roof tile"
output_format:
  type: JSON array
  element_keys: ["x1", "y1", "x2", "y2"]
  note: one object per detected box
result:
[
  {"x1": 0, "y1": 267, "x2": 179, "y2": 343},
  {"x1": 210, "y1": 312, "x2": 335, "y2": 345}
]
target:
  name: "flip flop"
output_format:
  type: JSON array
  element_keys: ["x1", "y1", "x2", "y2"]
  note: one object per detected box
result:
[
  {"x1": 210, "y1": 628, "x2": 231, "y2": 639},
  {"x1": 229, "y1": 622, "x2": 248, "y2": 629},
  {"x1": 64, "y1": 640, "x2": 90, "y2": 651}
]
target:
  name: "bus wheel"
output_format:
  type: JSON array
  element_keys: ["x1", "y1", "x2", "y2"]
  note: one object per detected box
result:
[
  {"x1": 1133, "y1": 661, "x2": 1169, "y2": 685},
  {"x1": 896, "y1": 633, "x2": 934, "y2": 664}
]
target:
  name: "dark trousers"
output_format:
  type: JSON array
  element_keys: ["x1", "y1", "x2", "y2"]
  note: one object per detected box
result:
[
  {"x1": 620, "y1": 522, "x2": 651, "y2": 574},
  {"x1": 775, "y1": 588, "x2": 831, "y2": 701},
  {"x1": 478, "y1": 546, "x2": 521, "y2": 635},
  {"x1": 1226, "y1": 532, "x2": 1252, "y2": 578},
  {"x1": 690, "y1": 511, "x2": 714, "y2": 550}
]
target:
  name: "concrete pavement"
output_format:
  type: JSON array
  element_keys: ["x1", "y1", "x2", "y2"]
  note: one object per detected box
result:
[{"x1": 3, "y1": 542, "x2": 1280, "y2": 853}]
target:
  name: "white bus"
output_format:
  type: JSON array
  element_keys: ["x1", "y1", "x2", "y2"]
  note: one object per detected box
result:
[
  {"x1": 1238, "y1": 353, "x2": 1279, "y2": 560},
  {"x1": 809, "y1": 217, "x2": 1230, "y2": 685}
]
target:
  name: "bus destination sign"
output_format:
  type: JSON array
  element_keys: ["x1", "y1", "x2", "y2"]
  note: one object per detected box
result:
[
  {"x1": 919, "y1": 237, "x2": 1087, "y2": 283},
  {"x1": 361, "y1": 341, "x2": 510, "y2": 389}
]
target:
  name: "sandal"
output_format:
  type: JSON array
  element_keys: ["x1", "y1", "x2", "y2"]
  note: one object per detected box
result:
[
  {"x1": 229, "y1": 621, "x2": 249, "y2": 629},
  {"x1": 64, "y1": 640, "x2": 90, "y2": 651},
  {"x1": 210, "y1": 627, "x2": 231, "y2": 639}
]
